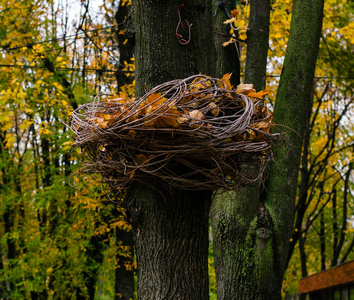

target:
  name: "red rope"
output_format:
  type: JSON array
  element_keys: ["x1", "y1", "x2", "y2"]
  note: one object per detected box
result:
[{"x1": 176, "y1": 2, "x2": 192, "y2": 45}]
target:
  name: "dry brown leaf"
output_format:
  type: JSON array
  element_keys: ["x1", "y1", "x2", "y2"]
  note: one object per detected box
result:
[
  {"x1": 236, "y1": 83, "x2": 255, "y2": 95},
  {"x1": 231, "y1": 9, "x2": 239, "y2": 18},
  {"x1": 189, "y1": 110, "x2": 204, "y2": 120},
  {"x1": 94, "y1": 117, "x2": 108, "y2": 129},
  {"x1": 177, "y1": 116, "x2": 189, "y2": 124},
  {"x1": 128, "y1": 130, "x2": 136, "y2": 138},
  {"x1": 160, "y1": 108, "x2": 181, "y2": 128},
  {"x1": 252, "y1": 121, "x2": 271, "y2": 132},
  {"x1": 208, "y1": 102, "x2": 220, "y2": 117}
]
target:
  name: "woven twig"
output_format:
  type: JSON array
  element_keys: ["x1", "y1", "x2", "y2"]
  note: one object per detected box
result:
[{"x1": 70, "y1": 75, "x2": 278, "y2": 191}]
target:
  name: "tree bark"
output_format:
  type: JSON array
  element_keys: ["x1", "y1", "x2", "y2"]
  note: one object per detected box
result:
[
  {"x1": 114, "y1": 3, "x2": 135, "y2": 299},
  {"x1": 210, "y1": 0, "x2": 272, "y2": 298},
  {"x1": 213, "y1": 0, "x2": 240, "y2": 85},
  {"x1": 244, "y1": 0, "x2": 270, "y2": 90},
  {"x1": 211, "y1": 0, "x2": 324, "y2": 297},
  {"x1": 133, "y1": 0, "x2": 215, "y2": 96},
  {"x1": 128, "y1": 0, "x2": 215, "y2": 298},
  {"x1": 127, "y1": 183, "x2": 212, "y2": 299},
  {"x1": 260, "y1": 0, "x2": 324, "y2": 291}
]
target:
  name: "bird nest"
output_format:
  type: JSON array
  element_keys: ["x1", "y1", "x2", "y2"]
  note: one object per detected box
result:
[{"x1": 70, "y1": 74, "x2": 278, "y2": 191}]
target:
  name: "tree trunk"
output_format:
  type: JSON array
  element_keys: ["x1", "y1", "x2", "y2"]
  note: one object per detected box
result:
[
  {"x1": 133, "y1": 0, "x2": 215, "y2": 96},
  {"x1": 260, "y1": 0, "x2": 324, "y2": 291},
  {"x1": 127, "y1": 183, "x2": 212, "y2": 299},
  {"x1": 213, "y1": 0, "x2": 240, "y2": 85},
  {"x1": 210, "y1": 0, "x2": 272, "y2": 298},
  {"x1": 299, "y1": 235, "x2": 308, "y2": 277},
  {"x1": 244, "y1": 0, "x2": 270, "y2": 90},
  {"x1": 320, "y1": 211, "x2": 326, "y2": 270},
  {"x1": 128, "y1": 0, "x2": 215, "y2": 298},
  {"x1": 114, "y1": 213, "x2": 135, "y2": 300},
  {"x1": 211, "y1": 0, "x2": 324, "y2": 297},
  {"x1": 114, "y1": 3, "x2": 135, "y2": 299}
]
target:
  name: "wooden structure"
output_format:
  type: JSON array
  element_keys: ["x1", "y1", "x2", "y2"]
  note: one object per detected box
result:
[{"x1": 299, "y1": 260, "x2": 354, "y2": 299}]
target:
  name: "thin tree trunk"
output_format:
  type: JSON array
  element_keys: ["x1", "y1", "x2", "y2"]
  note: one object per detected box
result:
[
  {"x1": 331, "y1": 189, "x2": 339, "y2": 266},
  {"x1": 320, "y1": 211, "x2": 326, "y2": 270},
  {"x1": 128, "y1": 0, "x2": 215, "y2": 298},
  {"x1": 213, "y1": 0, "x2": 240, "y2": 85},
  {"x1": 299, "y1": 235, "x2": 308, "y2": 277},
  {"x1": 211, "y1": 0, "x2": 272, "y2": 298},
  {"x1": 244, "y1": 0, "x2": 270, "y2": 90}
]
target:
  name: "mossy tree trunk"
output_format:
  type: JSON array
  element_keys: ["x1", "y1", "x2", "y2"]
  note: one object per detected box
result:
[
  {"x1": 127, "y1": 0, "x2": 215, "y2": 298},
  {"x1": 210, "y1": 0, "x2": 324, "y2": 298}
]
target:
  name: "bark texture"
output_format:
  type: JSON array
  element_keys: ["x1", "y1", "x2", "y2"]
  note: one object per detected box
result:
[
  {"x1": 133, "y1": 0, "x2": 215, "y2": 96},
  {"x1": 127, "y1": 183, "x2": 212, "y2": 299},
  {"x1": 212, "y1": 0, "x2": 240, "y2": 85},
  {"x1": 211, "y1": 0, "x2": 324, "y2": 298},
  {"x1": 128, "y1": 0, "x2": 215, "y2": 299},
  {"x1": 244, "y1": 0, "x2": 270, "y2": 90},
  {"x1": 114, "y1": 4, "x2": 135, "y2": 299},
  {"x1": 211, "y1": 0, "x2": 272, "y2": 298},
  {"x1": 261, "y1": 0, "x2": 324, "y2": 278}
]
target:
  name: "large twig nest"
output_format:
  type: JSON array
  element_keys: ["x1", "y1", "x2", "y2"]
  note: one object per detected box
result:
[{"x1": 70, "y1": 74, "x2": 278, "y2": 191}]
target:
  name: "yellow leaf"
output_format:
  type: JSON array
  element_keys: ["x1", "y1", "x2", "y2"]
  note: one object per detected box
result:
[
  {"x1": 128, "y1": 130, "x2": 136, "y2": 138},
  {"x1": 94, "y1": 117, "x2": 108, "y2": 129},
  {"x1": 146, "y1": 105, "x2": 153, "y2": 115},
  {"x1": 239, "y1": 29, "x2": 247, "y2": 40},
  {"x1": 143, "y1": 93, "x2": 166, "y2": 113},
  {"x1": 223, "y1": 17, "x2": 237, "y2": 25},
  {"x1": 248, "y1": 90, "x2": 269, "y2": 99},
  {"x1": 39, "y1": 128, "x2": 52, "y2": 135},
  {"x1": 160, "y1": 109, "x2": 180, "y2": 128},
  {"x1": 223, "y1": 38, "x2": 234, "y2": 47},
  {"x1": 220, "y1": 73, "x2": 233, "y2": 90}
]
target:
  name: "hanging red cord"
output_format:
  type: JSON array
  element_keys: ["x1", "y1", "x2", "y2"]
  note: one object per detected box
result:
[{"x1": 176, "y1": 1, "x2": 192, "y2": 45}]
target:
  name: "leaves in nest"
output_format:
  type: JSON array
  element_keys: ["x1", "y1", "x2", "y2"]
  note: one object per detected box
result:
[{"x1": 89, "y1": 74, "x2": 272, "y2": 140}]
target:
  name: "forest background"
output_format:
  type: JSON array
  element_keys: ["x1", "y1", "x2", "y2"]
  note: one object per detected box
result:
[{"x1": 0, "y1": 0, "x2": 353, "y2": 299}]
